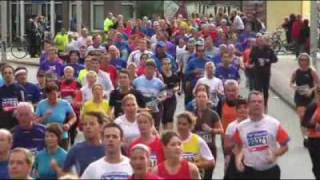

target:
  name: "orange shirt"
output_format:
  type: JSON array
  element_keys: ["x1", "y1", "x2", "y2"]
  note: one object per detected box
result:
[
  {"x1": 222, "y1": 102, "x2": 238, "y2": 132},
  {"x1": 308, "y1": 107, "x2": 320, "y2": 138}
]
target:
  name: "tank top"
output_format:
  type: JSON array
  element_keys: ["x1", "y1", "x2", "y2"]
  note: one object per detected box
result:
[
  {"x1": 182, "y1": 134, "x2": 201, "y2": 163},
  {"x1": 222, "y1": 102, "x2": 238, "y2": 132},
  {"x1": 157, "y1": 160, "x2": 192, "y2": 179},
  {"x1": 295, "y1": 68, "x2": 314, "y2": 88}
]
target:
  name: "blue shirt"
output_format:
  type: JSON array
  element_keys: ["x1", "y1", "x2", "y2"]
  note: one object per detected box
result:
[
  {"x1": 12, "y1": 124, "x2": 46, "y2": 153},
  {"x1": 0, "y1": 75, "x2": 4, "y2": 88},
  {"x1": 39, "y1": 60, "x2": 64, "y2": 79},
  {"x1": 133, "y1": 75, "x2": 165, "y2": 102},
  {"x1": 36, "y1": 99, "x2": 74, "y2": 139},
  {"x1": 0, "y1": 161, "x2": 9, "y2": 180},
  {"x1": 185, "y1": 57, "x2": 209, "y2": 85},
  {"x1": 215, "y1": 64, "x2": 240, "y2": 82},
  {"x1": 111, "y1": 58, "x2": 127, "y2": 71},
  {"x1": 63, "y1": 142, "x2": 105, "y2": 176},
  {"x1": 34, "y1": 147, "x2": 67, "y2": 179},
  {"x1": 21, "y1": 82, "x2": 41, "y2": 104}
]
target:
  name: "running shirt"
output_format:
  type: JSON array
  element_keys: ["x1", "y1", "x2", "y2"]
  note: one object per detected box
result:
[
  {"x1": 81, "y1": 100, "x2": 110, "y2": 118},
  {"x1": 81, "y1": 156, "x2": 133, "y2": 179},
  {"x1": 181, "y1": 134, "x2": 214, "y2": 163},
  {"x1": 11, "y1": 123, "x2": 46, "y2": 153},
  {"x1": 157, "y1": 160, "x2": 192, "y2": 179},
  {"x1": 221, "y1": 101, "x2": 238, "y2": 132},
  {"x1": 129, "y1": 137, "x2": 165, "y2": 167},
  {"x1": 0, "y1": 161, "x2": 9, "y2": 180},
  {"x1": 63, "y1": 142, "x2": 105, "y2": 176},
  {"x1": 233, "y1": 115, "x2": 290, "y2": 171},
  {"x1": 114, "y1": 115, "x2": 140, "y2": 145},
  {"x1": 39, "y1": 60, "x2": 64, "y2": 79},
  {"x1": 20, "y1": 82, "x2": 41, "y2": 104}
]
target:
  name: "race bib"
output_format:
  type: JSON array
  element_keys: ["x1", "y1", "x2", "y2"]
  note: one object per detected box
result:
[
  {"x1": 197, "y1": 131, "x2": 213, "y2": 144},
  {"x1": 149, "y1": 154, "x2": 158, "y2": 167},
  {"x1": 182, "y1": 153, "x2": 198, "y2": 163},
  {"x1": 247, "y1": 130, "x2": 269, "y2": 152},
  {"x1": 101, "y1": 171, "x2": 130, "y2": 180}
]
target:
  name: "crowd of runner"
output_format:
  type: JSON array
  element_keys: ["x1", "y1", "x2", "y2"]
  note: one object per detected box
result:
[{"x1": 0, "y1": 9, "x2": 317, "y2": 180}]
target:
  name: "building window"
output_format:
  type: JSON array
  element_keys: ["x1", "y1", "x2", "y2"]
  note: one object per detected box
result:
[{"x1": 90, "y1": 1, "x2": 104, "y2": 31}]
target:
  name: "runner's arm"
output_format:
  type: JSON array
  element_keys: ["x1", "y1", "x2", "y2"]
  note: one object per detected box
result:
[{"x1": 189, "y1": 162, "x2": 201, "y2": 180}]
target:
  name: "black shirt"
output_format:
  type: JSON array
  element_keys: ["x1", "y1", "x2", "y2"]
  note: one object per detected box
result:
[
  {"x1": 0, "y1": 83, "x2": 26, "y2": 129},
  {"x1": 109, "y1": 88, "x2": 146, "y2": 118},
  {"x1": 250, "y1": 46, "x2": 278, "y2": 75}
]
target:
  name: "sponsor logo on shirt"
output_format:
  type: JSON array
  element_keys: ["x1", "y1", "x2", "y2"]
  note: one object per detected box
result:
[{"x1": 101, "y1": 171, "x2": 130, "y2": 180}]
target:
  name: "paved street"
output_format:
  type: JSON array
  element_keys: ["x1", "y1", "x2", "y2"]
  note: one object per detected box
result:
[{"x1": 7, "y1": 60, "x2": 314, "y2": 179}]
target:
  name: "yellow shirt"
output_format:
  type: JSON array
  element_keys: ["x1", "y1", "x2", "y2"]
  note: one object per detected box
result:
[
  {"x1": 78, "y1": 69, "x2": 89, "y2": 85},
  {"x1": 81, "y1": 100, "x2": 110, "y2": 118},
  {"x1": 182, "y1": 134, "x2": 201, "y2": 163}
]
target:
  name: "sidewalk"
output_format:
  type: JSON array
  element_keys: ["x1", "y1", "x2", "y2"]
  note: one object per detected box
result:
[{"x1": 270, "y1": 54, "x2": 297, "y2": 109}]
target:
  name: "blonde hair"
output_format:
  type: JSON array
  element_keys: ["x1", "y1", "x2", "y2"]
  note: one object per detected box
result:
[
  {"x1": 10, "y1": 148, "x2": 34, "y2": 166},
  {"x1": 122, "y1": 94, "x2": 138, "y2": 107},
  {"x1": 0, "y1": 129, "x2": 12, "y2": 143}
]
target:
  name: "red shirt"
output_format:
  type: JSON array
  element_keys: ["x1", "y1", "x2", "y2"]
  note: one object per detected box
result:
[
  {"x1": 129, "y1": 137, "x2": 165, "y2": 167},
  {"x1": 100, "y1": 64, "x2": 118, "y2": 88},
  {"x1": 292, "y1": 21, "x2": 303, "y2": 40},
  {"x1": 128, "y1": 172, "x2": 162, "y2": 180},
  {"x1": 222, "y1": 102, "x2": 238, "y2": 132},
  {"x1": 157, "y1": 160, "x2": 192, "y2": 179}
]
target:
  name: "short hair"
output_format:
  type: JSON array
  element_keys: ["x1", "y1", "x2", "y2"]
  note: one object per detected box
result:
[
  {"x1": 102, "y1": 123, "x2": 124, "y2": 139},
  {"x1": 64, "y1": 66, "x2": 74, "y2": 72},
  {"x1": 45, "y1": 82, "x2": 60, "y2": 94},
  {"x1": 69, "y1": 50, "x2": 80, "y2": 57},
  {"x1": 161, "y1": 131, "x2": 179, "y2": 146},
  {"x1": 84, "y1": 111, "x2": 107, "y2": 125},
  {"x1": 236, "y1": 98, "x2": 248, "y2": 109},
  {"x1": 92, "y1": 83, "x2": 104, "y2": 92},
  {"x1": 145, "y1": 60, "x2": 156, "y2": 68},
  {"x1": 87, "y1": 70, "x2": 98, "y2": 79},
  {"x1": 193, "y1": 83, "x2": 210, "y2": 96},
  {"x1": 137, "y1": 111, "x2": 154, "y2": 125},
  {"x1": 247, "y1": 90, "x2": 264, "y2": 102},
  {"x1": 122, "y1": 94, "x2": 137, "y2": 107},
  {"x1": 0, "y1": 129, "x2": 12, "y2": 143},
  {"x1": 176, "y1": 111, "x2": 196, "y2": 128},
  {"x1": 46, "y1": 123, "x2": 64, "y2": 141},
  {"x1": 16, "y1": 102, "x2": 34, "y2": 114},
  {"x1": 118, "y1": 69, "x2": 130, "y2": 77},
  {"x1": 224, "y1": 79, "x2": 239, "y2": 88},
  {"x1": 10, "y1": 148, "x2": 34, "y2": 166},
  {"x1": 1, "y1": 64, "x2": 14, "y2": 74}
]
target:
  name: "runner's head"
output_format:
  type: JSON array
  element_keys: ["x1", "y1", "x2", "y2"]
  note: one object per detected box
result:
[
  {"x1": 297, "y1": 53, "x2": 311, "y2": 69},
  {"x1": 9, "y1": 148, "x2": 34, "y2": 179},
  {"x1": 137, "y1": 112, "x2": 155, "y2": 136},
  {"x1": 63, "y1": 66, "x2": 75, "y2": 80},
  {"x1": 1, "y1": 64, "x2": 15, "y2": 84},
  {"x1": 247, "y1": 90, "x2": 265, "y2": 118},
  {"x1": 14, "y1": 67, "x2": 28, "y2": 84},
  {"x1": 0, "y1": 129, "x2": 12, "y2": 154},
  {"x1": 205, "y1": 61, "x2": 215, "y2": 78},
  {"x1": 122, "y1": 94, "x2": 138, "y2": 116},
  {"x1": 235, "y1": 98, "x2": 249, "y2": 121},
  {"x1": 161, "y1": 131, "x2": 182, "y2": 160},
  {"x1": 224, "y1": 79, "x2": 239, "y2": 101},
  {"x1": 144, "y1": 60, "x2": 156, "y2": 79},
  {"x1": 82, "y1": 112, "x2": 106, "y2": 142},
  {"x1": 195, "y1": 90, "x2": 209, "y2": 109},
  {"x1": 129, "y1": 144, "x2": 151, "y2": 176},
  {"x1": 176, "y1": 112, "x2": 196, "y2": 134},
  {"x1": 15, "y1": 102, "x2": 34, "y2": 128},
  {"x1": 102, "y1": 123, "x2": 124, "y2": 154}
]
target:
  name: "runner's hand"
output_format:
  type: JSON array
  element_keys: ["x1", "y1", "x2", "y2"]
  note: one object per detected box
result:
[
  {"x1": 63, "y1": 124, "x2": 70, "y2": 131},
  {"x1": 266, "y1": 149, "x2": 277, "y2": 164},
  {"x1": 235, "y1": 157, "x2": 245, "y2": 172},
  {"x1": 202, "y1": 124, "x2": 212, "y2": 133}
]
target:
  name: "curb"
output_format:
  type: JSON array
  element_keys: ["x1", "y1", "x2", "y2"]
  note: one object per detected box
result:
[{"x1": 270, "y1": 85, "x2": 296, "y2": 110}]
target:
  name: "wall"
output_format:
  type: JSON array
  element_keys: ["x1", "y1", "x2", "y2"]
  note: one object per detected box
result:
[{"x1": 266, "y1": 1, "x2": 302, "y2": 32}]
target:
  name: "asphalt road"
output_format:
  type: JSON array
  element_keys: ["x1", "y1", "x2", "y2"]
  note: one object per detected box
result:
[{"x1": 9, "y1": 62, "x2": 315, "y2": 179}]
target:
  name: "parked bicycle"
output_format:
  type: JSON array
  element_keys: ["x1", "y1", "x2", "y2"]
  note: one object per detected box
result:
[
  {"x1": 10, "y1": 35, "x2": 29, "y2": 59},
  {"x1": 270, "y1": 27, "x2": 295, "y2": 55}
]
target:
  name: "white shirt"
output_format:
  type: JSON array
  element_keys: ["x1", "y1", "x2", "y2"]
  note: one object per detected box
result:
[
  {"x1": 234, "y1": 115, "x2": 289, "y2": 171},
  {"x1": 233, "y1": 15, "x2": 244, "y2": 30},
  {"x1": 127, "y1": 49, "x2": 153, "y2": 67},
  {"x1": 114, "y1": 115, "x2": 140, "y2": 145},
  {"x1": 81, "y1": 156, "x2": 133, "y2": 179},
  {"x1": 196, "y1": 76, "x2": 224, "y2": 95}
]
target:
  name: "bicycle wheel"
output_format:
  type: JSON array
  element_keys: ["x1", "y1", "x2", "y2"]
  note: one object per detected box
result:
[{"x1": 10, "y1": 40, "x2": 28, "y2": 59}]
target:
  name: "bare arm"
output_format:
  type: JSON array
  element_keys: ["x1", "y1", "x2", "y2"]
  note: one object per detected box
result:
[
  {"x1": 189, "y1": 162, "x2": 201, "y2": 180},
  {"x1": 212, "y1": 120, "x2": 224, "y2": 135},
  {"x1": 289, "y1": 70, "x2": 297, "y2": 88},
  {"x1": 311, "y1": 69, "x2": 320, "y2": 87}
]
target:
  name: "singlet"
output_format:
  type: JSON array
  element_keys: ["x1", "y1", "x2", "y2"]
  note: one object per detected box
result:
[
  {"x1": 182, "y1": 134, "x2": 201, "y2": 163},
  {"x1": 157, "y1": 160, "x2": 192, "y2": 179},
  {"x1": 222, "y1": 102, "x2": 238, "y2": 132},
  {"x1": 294, "y1": 68, "x2": 314, "y2": 92}
]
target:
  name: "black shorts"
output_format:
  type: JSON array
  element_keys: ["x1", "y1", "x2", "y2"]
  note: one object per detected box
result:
[{"x1": 294, "y1": 93, "x2": 313, "y2": 107}]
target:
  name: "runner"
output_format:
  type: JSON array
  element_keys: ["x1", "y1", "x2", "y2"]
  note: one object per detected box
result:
[
  {"x1": 129, "y1": 144, "x2": 162, "y2": 180},
  {"x1": 233, "y1": 91, "x2": 289, "y2": 179},
  {"x1": 153, "y1": 131, "x2": 201, "y2": 179},
  {"x1": 8, "y1": 148, "x2": 34, "y2": 179},
  {"x1": 0, "y1": 129, "x2": 12, "y2": 179},
  {"x1": 290, "y1": 53, "x2": 320, "y2": 147},
  {"x1": 81, "y1": 123, "x2": 133, "y2": 179}
]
